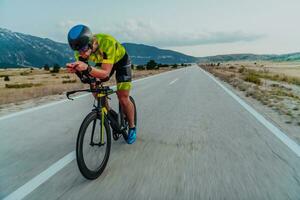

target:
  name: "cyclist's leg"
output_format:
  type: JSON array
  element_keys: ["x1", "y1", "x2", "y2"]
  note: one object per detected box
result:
[
  {"x1": 116, "y1": 84, "x2": 135, "y2": 128},
  {"x1": 115, "y1": 53, "x2": 135, "y2": 128}
]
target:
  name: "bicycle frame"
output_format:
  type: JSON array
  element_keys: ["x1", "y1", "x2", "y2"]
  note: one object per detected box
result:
[
  {"x1": 90, "y1": 88, "x2": 115, "y2": 146},
  {"x1": 66, "y1": 81, "x2": 126, "y2": 145}
]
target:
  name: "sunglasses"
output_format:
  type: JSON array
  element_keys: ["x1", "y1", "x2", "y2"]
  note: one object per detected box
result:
[{"x1": 78, "y1": 44, "x2": 90, "y2": 53}]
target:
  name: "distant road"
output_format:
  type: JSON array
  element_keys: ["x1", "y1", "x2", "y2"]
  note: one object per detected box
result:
[{"x1": 1, "y1": 65, "x2": 300, "y2": 200}]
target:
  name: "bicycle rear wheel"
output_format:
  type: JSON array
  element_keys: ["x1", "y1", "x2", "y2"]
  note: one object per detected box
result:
[
  {"x1": 119, "y1": 96, "x2": 137, "y2": 141},
  {"x1": 76, "y1": 111, "x2": 111, "y2": 180}
]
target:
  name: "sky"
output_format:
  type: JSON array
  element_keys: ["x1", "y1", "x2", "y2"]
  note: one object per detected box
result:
[{"x1": 1, "y1": 0, "x2": 300, "y2": 57}]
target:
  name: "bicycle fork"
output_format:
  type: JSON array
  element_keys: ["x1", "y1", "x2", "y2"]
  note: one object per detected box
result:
[{"x1": 90, "y1": 107, "x2": 107, "y2": 146}]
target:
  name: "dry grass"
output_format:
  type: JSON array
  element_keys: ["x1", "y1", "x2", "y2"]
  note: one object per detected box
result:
[
  {"x1": 243, "y1": 72, "x2": 261, "y2": 85},
  {"x1": 0, "y1": 67, "x2": 174, "y2": 105},
  {"x1": 199, "y1": 62, "x2": 300, "y2": 125}
]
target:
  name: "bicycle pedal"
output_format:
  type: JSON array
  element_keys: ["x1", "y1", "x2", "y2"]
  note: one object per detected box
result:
[{"x1": 113, "y1": 131, "x2": 121, "y2": 141}]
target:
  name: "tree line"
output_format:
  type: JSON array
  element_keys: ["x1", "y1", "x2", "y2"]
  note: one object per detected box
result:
[
  {"x1": 133, "y1": 60, "x2": 192, "y2": 70},
  {"x1": 42, "y1": 60, "x2": 192, "y2": 73},
  {"x1": 43, "y1": 63, "x2": 60, "y2": 73}
]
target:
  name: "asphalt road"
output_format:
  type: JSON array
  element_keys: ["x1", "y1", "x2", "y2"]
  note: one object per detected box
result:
[{"x1": 1, "y1": 65, "x2": 300, "y2": 200}]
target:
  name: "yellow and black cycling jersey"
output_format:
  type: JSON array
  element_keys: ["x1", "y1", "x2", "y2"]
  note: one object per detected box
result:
[
  {"x1": 74, "y1": 33, "x2": 126, "y2": 65},
  {"x1": 74, "y1": 33, "x2": 132, "y2": 89}
]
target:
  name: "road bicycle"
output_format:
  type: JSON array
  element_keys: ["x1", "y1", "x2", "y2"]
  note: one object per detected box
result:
[{"x1": 66, "y1": 71, "x2": 137, "y2": 179}]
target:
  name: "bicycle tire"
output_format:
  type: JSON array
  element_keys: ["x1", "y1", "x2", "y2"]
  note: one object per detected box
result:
[{"x1": 76, "y1": 111, "x2": 111, "y2": 180}]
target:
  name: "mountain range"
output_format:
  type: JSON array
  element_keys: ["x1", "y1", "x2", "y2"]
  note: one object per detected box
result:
[
  {"x1": 0, "y1": 28, "x2": 300, "y2": 68},
  {"x1": 0, "y1": 28, "x2": 74, "y2": 67},
  {"x1": 0, "y1": 28, "x2": 196, "y2": 67},
  {"x1": 197, "y1": 52, "x2": 300, "y2": 63}
]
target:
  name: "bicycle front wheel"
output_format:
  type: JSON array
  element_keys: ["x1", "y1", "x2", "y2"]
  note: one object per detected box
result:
[{"x1": 76, "y1": 111, "x2": 111, "y2": 180}]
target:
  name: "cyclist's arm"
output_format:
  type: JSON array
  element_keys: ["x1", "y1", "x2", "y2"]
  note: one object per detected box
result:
[
  {"x1": 89, "y1": 38, "x2": 116, "y2": 79},
  {"x1": 89, "y1": 63, "x2": 112, "y2": 79}
]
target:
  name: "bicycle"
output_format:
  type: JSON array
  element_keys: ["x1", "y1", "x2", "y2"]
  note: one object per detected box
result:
[{"x1": 66, "y1": 70, "x2": 137, "y2": 180}]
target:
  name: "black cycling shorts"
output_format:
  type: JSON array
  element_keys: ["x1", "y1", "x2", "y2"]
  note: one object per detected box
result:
[{"x1": 112, "y1": 53, "x2": 132, "y2": 83}]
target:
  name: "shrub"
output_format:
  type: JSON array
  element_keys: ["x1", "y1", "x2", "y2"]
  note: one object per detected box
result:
[
  {"x1": 62, "y1": 79, "x2": 76, "y2": 84},
  {"x1": 136, "y1": 65, "x2": 145, "y2": 70},
  {"x1": 51, "y1": 64, "x2": 60, "y2": 73},
  {"x1": 243, "y1": 73, "x2": 261, "y2": 85},
  {"x1": 44, "y1": 64, "x2": 50, "y2": 71},
  {"x1": 146, "y1": 60, "x2": 157, "y2": 70},
  {"x1": 238, "y1": 66, "x2": 246, "y2": 73},
  {"x1": 5, "y1": 83, "x2": 42, "y2": 88},
  {"x1": 4, "y1": 75, "x2": 10, "y2": 81},
  {"x1": 20, "y1": 71, "x2": 31, "y2": 76}
]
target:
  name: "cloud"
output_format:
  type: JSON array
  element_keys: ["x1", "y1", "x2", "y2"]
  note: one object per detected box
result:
[
  {"x1": 101, "y1": 20, "x2": 265, "y2": 47},
  {"x1": 54, "y1": 19, "x2": 265, "y2": 47},
  {"x1": 51, "y1": 20, "x2": 91, "y2": 42}
]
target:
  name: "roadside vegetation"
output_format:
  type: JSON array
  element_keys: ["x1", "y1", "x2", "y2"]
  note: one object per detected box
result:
[{"x1": 199, "y1": 62, "x2": 300, "y2": 126}]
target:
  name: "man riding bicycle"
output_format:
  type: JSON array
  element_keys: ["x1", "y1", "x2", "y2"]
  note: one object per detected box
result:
[{"x1": 66, "y1": 24, "x2": 136, "y2": 144}]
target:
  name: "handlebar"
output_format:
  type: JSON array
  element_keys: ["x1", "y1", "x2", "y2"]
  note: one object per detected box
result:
[
  {"x1": 75, "y1": 70, "x2": 96, "y2": 84},
  {"x1": 66, "y1": 65, "x2": 115, "y2": 100},
  {"x1": 66, "y1": 86, "x2": 115, "y2": 100}
]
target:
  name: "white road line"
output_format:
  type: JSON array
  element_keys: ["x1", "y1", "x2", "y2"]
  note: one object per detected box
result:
[
  {"x1": 0, "y1": 67, "x2": 187, "y2": 121},
  {"x1": 3, "y1": 151, "x2": 76, "y2": 200},
  {"x1": 199, "y1": 67, "x2": 300, "y2": 157},
  {"x1": 169, "y1": 78, "x2": 178, "y2": 85}
]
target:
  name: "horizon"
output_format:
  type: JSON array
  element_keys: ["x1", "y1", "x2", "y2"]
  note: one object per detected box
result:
[{"x1": 1, "y1": 0, "x2": 300, "y2": 57}]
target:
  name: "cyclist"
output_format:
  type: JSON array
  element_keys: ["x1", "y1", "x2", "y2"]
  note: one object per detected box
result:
[{"x1": 66, "y1": 24, "x2": 136, "y2": 144}]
